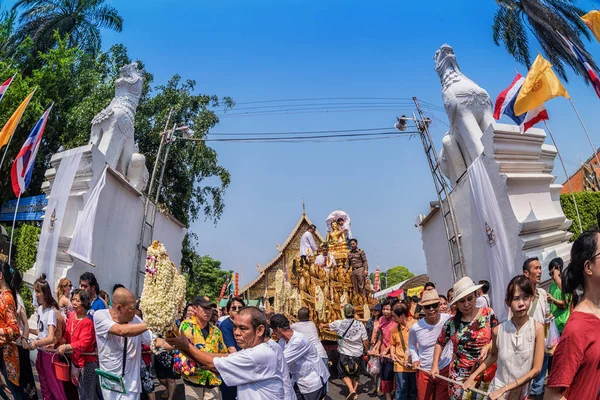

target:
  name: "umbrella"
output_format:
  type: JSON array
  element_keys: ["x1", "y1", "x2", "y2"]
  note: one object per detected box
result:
[{"x1": 326, "y1": 210, "x2": 353, "y2": 239}]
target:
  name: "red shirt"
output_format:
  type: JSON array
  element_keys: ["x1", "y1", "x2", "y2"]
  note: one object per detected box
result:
[
  {"x1": 547, "y1": 311, "x2": 600, "y2": 399},
  {"x1": 142, "y1": 344, "x2": 152, "y2": 367},
  {"x1": 64, "y1": 313, "x2": 97, "y2": 367}
]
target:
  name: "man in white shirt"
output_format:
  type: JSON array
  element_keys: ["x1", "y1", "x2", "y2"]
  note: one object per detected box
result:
[
  {"x1": 408, "y1": 289, "x2": 453, "y2": 400},
  {"x1": 167, "y1": 306, "x2": 295, "y2": 400},
  {"x1": 271, "y1": 314, "x2": 329, "y2": 400},
  {"x1": 522, "y1": 257, "x2": 550, "y2": 398},
  {"x1": 314, "y1": 245, "x2": 336, "y2": 275},
  {"x1": 475, "y1": 280, "x2": 491, "y2": 309},
  {"x1": 94, "y1": 288, "x2": 159, "y2": 400},
  {"x1": 291, "y1": 307, "x2": 329, "y2": 367},
  {"x1": 321, "y1": 304, "x2": 368, "y2": 400},
  {"x1": 299, "y1": 225, "x2": 318, "y2": 262}
]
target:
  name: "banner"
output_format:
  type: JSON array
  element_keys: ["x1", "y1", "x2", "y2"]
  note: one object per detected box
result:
[
  {"x1": 407, "y1": 286, "x2": 424, "y2": 298},
  {"x1": 66, "y1": 167, "x2": 107, "y2": 265},
  {"x1": 218, "y1": 283, "x2": 227, "y2": 302},
  {"x1": 35, "y1": 150, "x2": 82, "y2": 292},
  {"x1": 468, "y1": 156, "x2": 514, "y2": 321},
  {"x1": 0, "y1": 195, "x2": 46, "y2": 221},
  {"x1": 234, "y1": 273, "x2": 239, "y2": 297}
]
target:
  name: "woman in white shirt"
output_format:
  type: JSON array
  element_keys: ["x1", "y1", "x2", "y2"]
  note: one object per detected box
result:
[{"x1": 463, "y1": 275, "x2": 544, "y2": 400}]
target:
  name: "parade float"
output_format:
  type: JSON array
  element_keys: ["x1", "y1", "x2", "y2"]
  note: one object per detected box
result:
[{"x1": 242, "y1": 208, "x2": 377, "y2": 341}]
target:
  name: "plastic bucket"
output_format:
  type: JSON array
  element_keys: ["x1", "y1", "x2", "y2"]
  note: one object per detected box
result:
[{"x1": 52, "y1": 353, "x2": 70, "y2": 382}]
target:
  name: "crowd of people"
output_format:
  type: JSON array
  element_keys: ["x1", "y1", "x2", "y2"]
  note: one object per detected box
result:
[{"x1": 0, "y1": 230, "x2": 599, "y2": 400}]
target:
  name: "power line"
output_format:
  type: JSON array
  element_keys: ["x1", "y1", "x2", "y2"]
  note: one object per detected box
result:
[
  {"x1": 219, "y1": 108, "x2": 412, "y2": 118},
  {"x1": 186, "y1": 130, "x2": 420, "y2": 142},
  {"x1": 228, "y1": 101, "x2": 419, "y2": 112},
  {"x1": 232, "y1": 97, "x2": 418, "y2": 105},
  {"x1": 208, "y1": 127, "x2": 394, "y2": 136}
]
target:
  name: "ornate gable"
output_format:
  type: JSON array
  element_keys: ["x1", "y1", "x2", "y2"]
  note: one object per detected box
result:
[{"x1": 241, "y1": 212, "x2": 324, "y2": 300}]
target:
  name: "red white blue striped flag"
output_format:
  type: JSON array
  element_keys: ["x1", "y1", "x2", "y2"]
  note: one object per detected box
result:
[
  {"x1": 558, "y1": 32, "x2": 600, "y2": 98},
  {"x1": 0, "y1": 75, "x2": 14, "y2": 103},
  {"x1": 11, "y1": 105, "x2": 53, "y2": 197}
]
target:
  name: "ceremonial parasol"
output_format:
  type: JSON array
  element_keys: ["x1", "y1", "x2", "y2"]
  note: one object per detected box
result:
[{"x1": 326, "y1": 210, "x2": 353, "y2": 239}]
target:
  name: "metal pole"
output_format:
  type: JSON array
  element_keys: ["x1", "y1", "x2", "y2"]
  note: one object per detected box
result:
[
  {"x1": 134, "y1": 109, "x2": 173, "y2": 296},
  {"x1": 8, "y1": 194, "x2": 21, "y2": 263},
  {"x1": 413, "y1": 97, "x2": 465, "y2": 280},
  {"x1": 154, "y1": 123, "x2": 176, "y2": 206},
  {"x1": 543, "y1": 121, "x2": 583, "y2": 233},
  {"x1": 569, "y1": 99, "x2": 600, "y2": 167}
]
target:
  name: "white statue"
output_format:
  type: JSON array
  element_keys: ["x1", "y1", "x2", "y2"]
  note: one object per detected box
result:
[
  {"x1": 434, "y1": 44, "x2": 494, "y2": 185},
  {"x1": 90, "y1": 63, "x2": 148, "y2": 191}
]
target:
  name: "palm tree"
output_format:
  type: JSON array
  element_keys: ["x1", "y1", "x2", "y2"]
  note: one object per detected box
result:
[
  {"x1": 493, "y1": 0, "x2": 598, "y2": 82},
  {"x1": 11, "y1": 0, "x2": 123, "y2": 55}
]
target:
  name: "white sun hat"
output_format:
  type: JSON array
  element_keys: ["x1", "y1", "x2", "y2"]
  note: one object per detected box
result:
[{"x1": 449, "y1": 277, "x2": 483, "y2": 306}]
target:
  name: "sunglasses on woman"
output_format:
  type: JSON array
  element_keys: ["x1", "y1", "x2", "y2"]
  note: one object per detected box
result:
[{"x1": 458, "y1": 295, "x2": 475, "y2": 304}]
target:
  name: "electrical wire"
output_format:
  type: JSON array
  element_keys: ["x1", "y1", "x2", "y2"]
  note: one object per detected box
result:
[
  {"x1": 184, "y1": 130, "x2": 419, "y2": 143},
  {"x1": 228, "y1": 101, "x2": 418, "y2": 112},
  {"x1": 219, "y1": 108, "x2": 411, "y2": 118},
  {"x1": 208, "y1": 127, "x2": 394, "y2": 136},
  {"x1": 232, "y1": 97, "x2": 418, "y2": 105}
]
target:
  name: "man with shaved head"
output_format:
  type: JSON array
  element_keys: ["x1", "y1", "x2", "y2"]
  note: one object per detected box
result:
[
  {"x1": 94, "y1": 288, "x2": 162, "y2": 400},
  {"x1": 167, "y1": 306, "x2": 294, "y2": 400}
]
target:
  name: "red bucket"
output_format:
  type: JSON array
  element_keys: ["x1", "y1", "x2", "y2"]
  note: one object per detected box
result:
[{"x1": 52, "y1": 353, "x2": 70, "y2": 382}]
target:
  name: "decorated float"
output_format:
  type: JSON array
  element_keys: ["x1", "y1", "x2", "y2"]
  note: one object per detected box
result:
[{"x1": 266, "y1": 209, "x2": 378, "y2": 340}]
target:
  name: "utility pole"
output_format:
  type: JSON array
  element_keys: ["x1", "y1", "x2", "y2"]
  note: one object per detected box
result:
[
  {"x1": 394, "y1": 98, "x2": 465, "y2": 282},
  {"x1": 133, "y1": 110, "x2": 194, "y2": 296}
]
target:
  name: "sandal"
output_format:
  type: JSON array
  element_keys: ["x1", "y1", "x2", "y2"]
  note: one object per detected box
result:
[{"x1": 346, "y1": 392, "x2": 357, "y2": 400}]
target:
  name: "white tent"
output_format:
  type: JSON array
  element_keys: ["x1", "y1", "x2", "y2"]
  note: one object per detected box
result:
[{"x1": 373, "y1": 278, "x2": 411, "y2": 299}]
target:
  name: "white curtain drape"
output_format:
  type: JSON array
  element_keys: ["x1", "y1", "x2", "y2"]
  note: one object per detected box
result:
[
  {"x1": 35, "y1": 150, "x2": 82, "y2": 291},
  {"x1": 468, "y1": 156, "x2": 514, "y2": 322},
  {"x1": 66, "y1": 167, "x2": 107, "y2": 266}
]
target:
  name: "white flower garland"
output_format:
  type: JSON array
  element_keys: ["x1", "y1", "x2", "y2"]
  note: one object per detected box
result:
[{"x1": 140, "y1": 241, "x2": 186, "y2": 350}]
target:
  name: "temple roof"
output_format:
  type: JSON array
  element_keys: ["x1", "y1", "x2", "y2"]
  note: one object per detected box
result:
[{"x1": 240, "y1": 212, "x2": 324, "y2": 295}]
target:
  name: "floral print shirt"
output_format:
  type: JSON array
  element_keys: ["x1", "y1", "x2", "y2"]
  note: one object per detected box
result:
[
  {"x1": 437, "y1": 307, "x2": 498, "y2": 381},
  {"x1": 0, "y1": 290, "x2": 20, "y2": 385},
  {"x1": 177, "y1": 318, "x2": 227, "y2": 386}
]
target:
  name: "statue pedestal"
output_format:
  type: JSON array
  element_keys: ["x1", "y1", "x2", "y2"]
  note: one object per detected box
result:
[
  {"x1": 418, "y1": 122, "x2": 572, "y2": 314},
  {"x1": 24, "y1": 144, "x2": 187, "y2": 296}
]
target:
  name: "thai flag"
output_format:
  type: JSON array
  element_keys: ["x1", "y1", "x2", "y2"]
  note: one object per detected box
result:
[
  {"x1": 0, "y1": 75, "x2": 14, "y2": 103},
  {"x1": 558, "y1": 32, "x2": 600, "y2": 98},
  {"x1": 494, "y1": 74, "x2": 548, "y2": 133},
  {"x1": 11, "y1": 105, "x2": 53, "y2": 197}
]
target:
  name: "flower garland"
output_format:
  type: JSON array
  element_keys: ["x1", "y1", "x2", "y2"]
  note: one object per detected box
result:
[{"x1": 140, "y1": 241, "x2": 186, "y2": 352}]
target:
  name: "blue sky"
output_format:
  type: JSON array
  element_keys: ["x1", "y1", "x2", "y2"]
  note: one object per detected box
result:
[{"x1": 95, "y1": 0, "x2": 600, "y2": 285}]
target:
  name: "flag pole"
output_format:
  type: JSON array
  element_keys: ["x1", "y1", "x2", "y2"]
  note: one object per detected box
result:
[
  {"x1": 569, "y1": 98, "x2": 600, "y2": 167},
  {"x1": 0, "y1": 86, "x2": 38, "y2": 172},
  {"x1": 543, "y1": 121, "x2": 583, "y2": 233},
  {"x1": 8, "y1": 193, "x2": 21, "y2": 263}
]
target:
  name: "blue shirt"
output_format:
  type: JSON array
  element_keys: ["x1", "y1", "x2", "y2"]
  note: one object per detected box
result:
[
  {"x1": 220, "y1": 317, "x2": 241, "y2": 351},
  {"x1": 88, "y1": 297, "x2": 106, "y2": 320}
]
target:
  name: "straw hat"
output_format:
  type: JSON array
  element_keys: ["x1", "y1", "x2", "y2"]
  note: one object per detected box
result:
[
  {"x1": 419, "y1": 289, "x2": 441, "y2": 306},
  {"x1": 449, "y1": 277, "x2": 483, "y2": 306}
]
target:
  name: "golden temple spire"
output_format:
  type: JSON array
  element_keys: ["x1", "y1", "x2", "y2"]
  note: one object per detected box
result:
[{"x1": 302, "y1": 199, "x2": 306, "y2": 216}]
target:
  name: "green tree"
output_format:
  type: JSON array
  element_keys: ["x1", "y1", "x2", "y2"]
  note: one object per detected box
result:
[
  {"x1": 11, "y1": 222, "x2": 40, "y2": 316},
  {"x1": 492, "y1": 0, "x2": 598, "y2": 82},
  {"x1": 181, "y1": 235, "x2": 231, "y2": 301},
  {"x1": 386, "y1": 265, "x2": 415, "y2": 287},
  {"x1": 11, "y1": 0, "x2": 123, "y2": 55},
  {"x1": 560, "y1": 191, "x2": 600, "y2": 241}
]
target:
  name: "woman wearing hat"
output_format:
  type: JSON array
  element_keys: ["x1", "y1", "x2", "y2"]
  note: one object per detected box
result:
[{"x1": 431, "y1": 277, "x2": 498, "y2": 399}]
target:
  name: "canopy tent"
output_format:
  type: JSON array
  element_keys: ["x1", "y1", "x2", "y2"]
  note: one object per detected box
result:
[
  {"x1": 386, "y1": 288, "x2": 404, "y2": 298},
  {"x1": 373, "y1": 278, "x2": 410, "y2": 299}
]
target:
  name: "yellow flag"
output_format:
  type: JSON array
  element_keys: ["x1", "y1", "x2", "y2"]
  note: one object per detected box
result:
[
  {"x1": 0, "y1": 89, "x2": 36, "y2": 149},
  {"x1": 407, "y1": 286, "x2": 424, "y2": 298},
  {"x1": 514, "y1": 55, "x2": 569, "y2": 116},
  {"x1": 582, "y1": 10, "x2": 600, "y2": 43}
]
